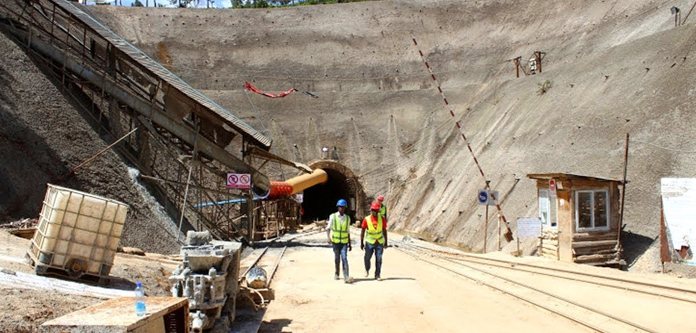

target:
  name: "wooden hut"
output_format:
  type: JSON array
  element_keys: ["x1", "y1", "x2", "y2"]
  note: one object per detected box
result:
[{"x1": 527, "y1": 173, "x2": 626, "y2": 267}]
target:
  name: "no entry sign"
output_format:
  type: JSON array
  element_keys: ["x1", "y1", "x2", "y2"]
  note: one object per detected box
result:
[
  {"x1": 549, "y1": 179, "x2": 557, "y2": 196},
  {"x1": 227, "y1": 173, "x2": 251, "y2": 189}
]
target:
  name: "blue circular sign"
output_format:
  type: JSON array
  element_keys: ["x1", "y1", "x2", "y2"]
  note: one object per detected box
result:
[{"x1": 478, "y1": 190, "x2": 489, "y2": 204}]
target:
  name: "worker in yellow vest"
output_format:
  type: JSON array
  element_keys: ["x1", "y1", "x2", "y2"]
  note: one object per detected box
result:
[
  {"x1": 326, "y1": 199, "x2": 353, "y2": 283},
  {"x1": 377, "y1": 195, "x2": 387, "y2": 220},
  {"x1": 360, "y1": 201, "x2": 388, "y2": 281}
]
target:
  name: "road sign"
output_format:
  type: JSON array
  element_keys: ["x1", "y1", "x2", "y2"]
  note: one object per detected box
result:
[
  {"x1": 549, "y1": 179, "x2": 557, "y2": 197},
  {"x1": 478, "y1": 190, "x2": 489, "y2": 205},
  {"x1": 478, "y1": 190, "x2": 499, "y2": 205},
  {"x1": 227, "y1": 173, "x2": 251, "y2": 189}
]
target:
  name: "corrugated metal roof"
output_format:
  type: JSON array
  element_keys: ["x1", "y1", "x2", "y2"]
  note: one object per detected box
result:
[
  {"x1": 53, "y1": 0, "x2": 271, "y2": 149},
  {"x1": 527, "y1": 173, "x2": 623, "y2": 184}
]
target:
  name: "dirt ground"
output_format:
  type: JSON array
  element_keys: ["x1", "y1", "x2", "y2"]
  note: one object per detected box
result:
[
  {"x1": 0, "y1": 229, "x2": 177, "y2": 332},
  {"x1": 251, "y1": 231, "x2": 696, "y2": 333},
  {"x1": 2, "y1": 227, "x2": 696, "y2": 332}
]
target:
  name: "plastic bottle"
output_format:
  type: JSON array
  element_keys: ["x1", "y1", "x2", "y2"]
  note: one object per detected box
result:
[{"x1": 135, "y1": 282, "x2": 146, "y2": 317}]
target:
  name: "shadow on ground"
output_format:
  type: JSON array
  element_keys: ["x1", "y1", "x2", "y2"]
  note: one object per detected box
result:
[
  {"x1": 622, "y1": 231, "x2": 657, "y2": 268},
  {"x1": 351, "y1": 277, "x2": 415, "y2": 283},
  {"x1": 258, "y1": 318, "x2": 292, "y2": 333}
]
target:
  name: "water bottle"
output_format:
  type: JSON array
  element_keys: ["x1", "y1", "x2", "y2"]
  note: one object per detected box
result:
[{"x1": 135, "y1": 282, "x2": 146, "y2": 317}]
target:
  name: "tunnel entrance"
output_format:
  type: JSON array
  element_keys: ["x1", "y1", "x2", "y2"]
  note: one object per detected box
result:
[{"x1": 300, "y1": 161, "x2": 366, "y2": 224}]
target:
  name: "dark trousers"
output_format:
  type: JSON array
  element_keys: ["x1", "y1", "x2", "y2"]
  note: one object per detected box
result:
[
  {"x1": 332, "y1": 243, "x2": 349, "y2": 278},
  {"x1": 364, "y1": 242, "x2": 384, "y2": 278}
]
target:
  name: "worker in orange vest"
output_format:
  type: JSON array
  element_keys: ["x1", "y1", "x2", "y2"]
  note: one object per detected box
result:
[{"x1": 360, "y1": 201, "x2": 388, "y2": 281}]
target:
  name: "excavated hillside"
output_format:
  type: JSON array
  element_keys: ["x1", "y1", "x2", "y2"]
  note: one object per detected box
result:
[
  {"x1": 0, "y1": 28, "x2": 181, "y2": 254},
  {"x1": 3, "y1": 0, "x2": 696, "y2": 273},
  {"x1": 82, "y1": 0, "x2": 696, "y2": 271}
]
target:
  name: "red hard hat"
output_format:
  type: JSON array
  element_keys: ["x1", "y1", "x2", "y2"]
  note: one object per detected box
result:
[
  {"x1": 370, "y1": 202, "x2": 381, "y2": 211},
  {"x1": 377, "y1": 195, "x2": 384, "y2": 201}
]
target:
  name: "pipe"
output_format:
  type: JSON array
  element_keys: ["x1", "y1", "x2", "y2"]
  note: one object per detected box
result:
[
  {"x1": 267, "y1": 169, "x2": 328, "y2": 199},
  {"x1": 287, "y1": 169, "x2": 328, "y2": 193}
]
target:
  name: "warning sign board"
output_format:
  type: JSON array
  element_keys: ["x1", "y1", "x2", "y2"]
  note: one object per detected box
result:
[{"x1": 227, "y1": 173, "x2": 251, "y2": 189}]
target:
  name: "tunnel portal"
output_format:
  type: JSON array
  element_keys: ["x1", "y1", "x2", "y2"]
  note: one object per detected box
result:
[{"x1": 301, "y1": 161, "x2": 366, "y2": 224}]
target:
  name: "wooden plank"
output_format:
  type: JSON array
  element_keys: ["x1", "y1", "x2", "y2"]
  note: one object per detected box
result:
[
  {"x1": 574, "y1": 247, "x2": 619, "y2": 256},
  {"x1": 541, "y1": 252, "x2": 558, "y2": 260},
  {"x1": 42, "y1": 297, "x2": 189, "y2": 333},
  {"x1": 8, "y1": 228, "x2": 36, "y2": 239},
  {"x1": 573, "y1": 243, "x2": 617, "y2": 251},
  {"x1": 574, "y1": 253, "x2": 618, "y2": 263},
  {"x1": 542, "y1": 243, "x2": 558, "y2": 252},
  {"x1": 572, "y1": 240, "x2": 618, "y2": 248},
  {"x1": 573, "y1": 231, "x2": 617, "y2": 241}
]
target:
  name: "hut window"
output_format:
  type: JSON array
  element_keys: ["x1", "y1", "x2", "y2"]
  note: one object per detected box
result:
[
  {"x1": 539, "y1": 189, "x2": 558, "y2": 227},
  {"x1": 574, "y1": 190, "x2": 609, "y2": 230}
]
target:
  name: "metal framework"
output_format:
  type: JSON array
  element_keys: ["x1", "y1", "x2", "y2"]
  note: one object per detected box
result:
[{"x1": 0, "y1": 0, "x2": 288, "y2": 242}]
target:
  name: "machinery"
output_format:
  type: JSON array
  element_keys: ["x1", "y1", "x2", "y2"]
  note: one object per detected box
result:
[{"x1": 169, "y1": 231, "x2": 241, "y2": 332}]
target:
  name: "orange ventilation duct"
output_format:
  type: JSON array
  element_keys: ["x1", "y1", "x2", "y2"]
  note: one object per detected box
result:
[{"x1": 267, "y1": 169, "x2": 328, "y2": 199}]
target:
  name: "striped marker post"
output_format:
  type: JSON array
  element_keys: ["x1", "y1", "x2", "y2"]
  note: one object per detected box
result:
[{"x1": 412, "y1": 37, "x2": 514, "y2": 242}]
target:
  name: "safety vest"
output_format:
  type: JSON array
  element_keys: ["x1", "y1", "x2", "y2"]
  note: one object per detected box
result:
[
  {"x1": 365, "y1": 215, "x2": 384, "y2": 244},
  {"x1": 331, "y1": 213, "x2": 350, "y2": 244},
  {"x1": 379, "y1": 204, "x2": 387, "y2": 219}
]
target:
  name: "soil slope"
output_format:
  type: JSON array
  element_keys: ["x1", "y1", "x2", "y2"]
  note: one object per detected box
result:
[
  {"x1": 84, "y1": 0, "x2": 696, "y2": 271},
  {"x1": 3, "y1": 0, "x2": 696, "y2": 272},
  {"x1": 0, "y1": 30, "x2": 181, "y2": 254}
]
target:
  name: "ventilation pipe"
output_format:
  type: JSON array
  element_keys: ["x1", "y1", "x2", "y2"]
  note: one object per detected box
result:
[{"x1": 267, "y1": 169, "x2": 328, "y2": 199}]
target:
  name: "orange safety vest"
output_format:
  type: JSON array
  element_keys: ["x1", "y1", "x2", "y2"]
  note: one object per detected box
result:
[{"x1": 365, "y1": 215, "x2": 384, "y2": 244}]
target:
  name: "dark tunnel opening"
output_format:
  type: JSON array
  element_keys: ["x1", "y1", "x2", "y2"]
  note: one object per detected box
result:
[{"x1": 302, "y1": 168, "x2": 354, "y2": 223}]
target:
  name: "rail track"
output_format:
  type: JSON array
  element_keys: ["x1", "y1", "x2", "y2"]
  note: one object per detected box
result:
[
  {"x1": 395, "y1": 241, "x2": 696, "y2": 333},
  {"x1": 238, "y1": 231, "x2": 323, "y2": 308}
]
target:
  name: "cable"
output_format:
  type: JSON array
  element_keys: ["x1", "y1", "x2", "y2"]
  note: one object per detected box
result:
[{"x1": 632, "y1": 138, "x2": 696, "y2": 153}]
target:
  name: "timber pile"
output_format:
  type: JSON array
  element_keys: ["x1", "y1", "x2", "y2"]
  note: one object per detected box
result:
[
  {"x1": 539, "y1": 229, "x2": 559, "y2": 260},
  {"x1": 572, "y1": 231, "x2": 622, "y2": 265}
]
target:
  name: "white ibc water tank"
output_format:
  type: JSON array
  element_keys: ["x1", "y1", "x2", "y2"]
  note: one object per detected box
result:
[{"x1": 28, "y1": 184, "x2": 129, "y2": 281}]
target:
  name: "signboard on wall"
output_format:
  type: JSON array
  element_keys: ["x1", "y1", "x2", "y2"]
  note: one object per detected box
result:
[
  {"x1": 517, "y1": 217, "x2": 542, "y2": 238},
  {"x1": 227, "y1": 173, "x2": 251, "y2": 189},
  {"x1": 661, "y1": 178, "x2": 696, "y2": 266}
]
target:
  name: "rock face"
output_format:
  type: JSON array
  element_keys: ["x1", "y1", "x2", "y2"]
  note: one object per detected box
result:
[{"x1": 3, "y1": 1, "x2": 696, "y2": 272}]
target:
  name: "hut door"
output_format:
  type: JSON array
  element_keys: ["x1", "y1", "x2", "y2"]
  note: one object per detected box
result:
[{"x1": 539, "y1": 189, "x2": 558, "y2": 228}]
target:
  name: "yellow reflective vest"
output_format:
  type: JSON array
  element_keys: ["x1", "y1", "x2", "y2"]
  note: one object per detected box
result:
[
  {"x1": 331, "y1": 213, "x2": 350, "y2": 244},
  {"x1": 365, "y1": 215, "x2": 384, "y2": 244},
  {"x1": 379, "y1": 203, "x2": 387, "y2": 219}
]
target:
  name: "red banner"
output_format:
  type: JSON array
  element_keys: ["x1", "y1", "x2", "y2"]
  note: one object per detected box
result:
[{"x1": 245, "y1": 81, "x2": 297, "y2": 98}]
